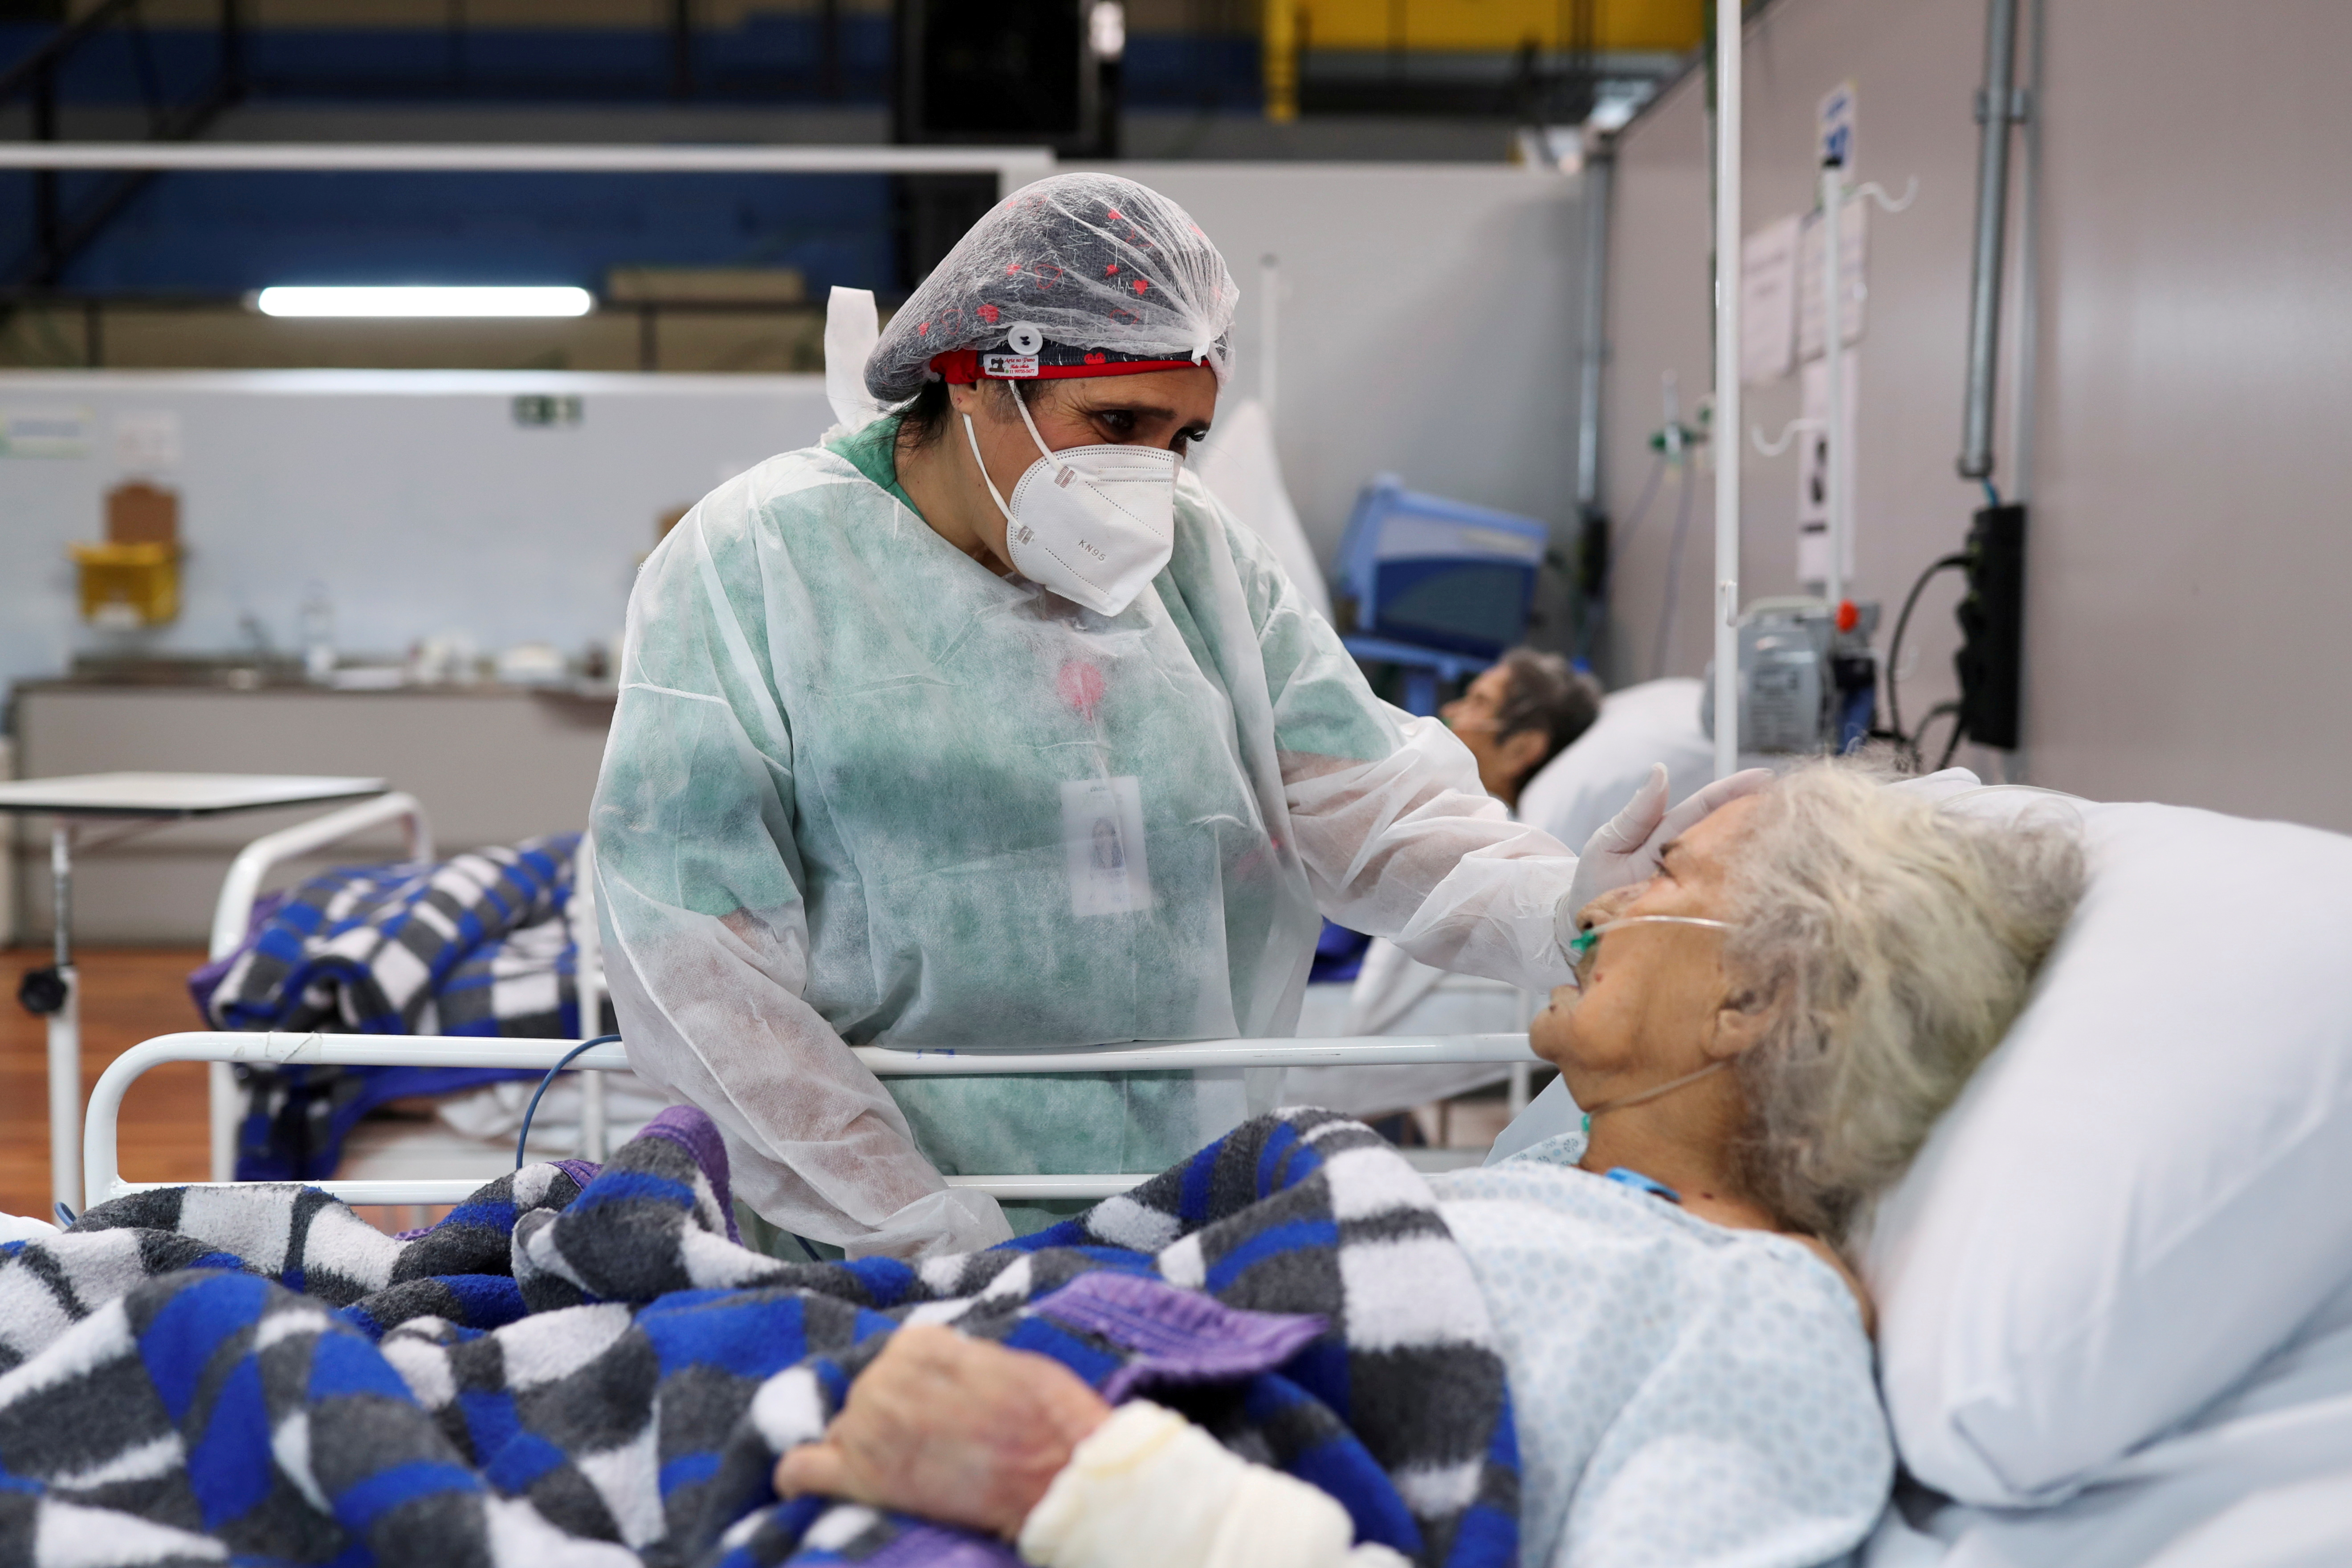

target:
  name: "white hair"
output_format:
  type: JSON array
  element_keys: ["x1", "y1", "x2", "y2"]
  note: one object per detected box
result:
[{"x1": 1719, "y1": 760, "x2": 2086, "y2": 1244}]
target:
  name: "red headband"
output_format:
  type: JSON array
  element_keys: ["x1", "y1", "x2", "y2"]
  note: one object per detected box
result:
[{"x1": 928, "y1": 349, "x2": 1202, "y2": 385}]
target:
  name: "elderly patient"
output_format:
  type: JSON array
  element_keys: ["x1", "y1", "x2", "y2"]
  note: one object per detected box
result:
[{"x1": 774, "y1": 763, "x2": 2086, "y2": 1568}]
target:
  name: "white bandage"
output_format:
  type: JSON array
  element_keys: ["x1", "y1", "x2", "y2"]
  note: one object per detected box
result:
[{"x1": 1017, "y1": 1401, "x2": 1409, "y2": 1568}]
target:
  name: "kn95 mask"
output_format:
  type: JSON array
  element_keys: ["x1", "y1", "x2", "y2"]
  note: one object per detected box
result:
[{"x1": 962, "y1": 387, "x2": 1178, "y2": 616}]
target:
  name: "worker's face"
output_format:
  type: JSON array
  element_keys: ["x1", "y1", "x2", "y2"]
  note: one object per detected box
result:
[
  {"x1": 1440, "y1": 665, "x2": 1548, "y2": 803},
  {"x1": 947, "y1": 367, "x2": 1217, "y2": 570},
  {"x1": 1529, "y1": 795, "x2": 1764, "y2": 1097}
]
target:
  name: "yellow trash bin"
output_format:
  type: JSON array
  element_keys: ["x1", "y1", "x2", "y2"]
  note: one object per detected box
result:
[{"x1": 70, "y1": 540, "x2": 180, "y2": 627}]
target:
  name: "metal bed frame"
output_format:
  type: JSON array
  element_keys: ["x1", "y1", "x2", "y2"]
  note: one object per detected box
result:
[
  {"x1": 176, "y1": 796, "x2": 1537, "y2": 1211},
  {"x1": 93, "y1": 1028, "x2": 1540, "y2": 1210}
]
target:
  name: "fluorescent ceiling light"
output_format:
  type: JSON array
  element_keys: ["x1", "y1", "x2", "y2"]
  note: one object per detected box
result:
[{"x1": 255, "y1": 285, "x2": 593, "y2": 318}]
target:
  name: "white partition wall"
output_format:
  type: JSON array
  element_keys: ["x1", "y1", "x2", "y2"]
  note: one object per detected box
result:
[{"x1": 1600, "y1": 0, "x2": 2352, "y2": 833}]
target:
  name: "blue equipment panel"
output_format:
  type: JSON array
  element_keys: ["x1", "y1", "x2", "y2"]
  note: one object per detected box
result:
[{"x1": 1334, "y1": 475, "x2": 1548, "y2": 660}]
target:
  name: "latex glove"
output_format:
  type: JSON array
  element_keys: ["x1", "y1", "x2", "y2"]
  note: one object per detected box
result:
[{"x1": 1558, "y1": 763, "x2": 1773, "y2": 955}]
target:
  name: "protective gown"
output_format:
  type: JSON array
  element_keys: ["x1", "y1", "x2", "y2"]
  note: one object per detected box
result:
[{"x1": 592, "y1": 418, "x2": 1583, "y2": 1258}]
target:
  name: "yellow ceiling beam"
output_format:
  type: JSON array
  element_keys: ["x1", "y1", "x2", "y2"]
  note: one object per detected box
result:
[{"x1": 1293, "y1": 0, "x2": 1702, "y2": 55}]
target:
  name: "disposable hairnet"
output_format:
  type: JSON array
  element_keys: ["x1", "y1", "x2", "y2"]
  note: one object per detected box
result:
[
  {"x1": 593, "y1": 416, "x2": 1582, "y2": 1260},
  {"x1": 865, "y1": 171, "x2": 1238, "y2": 405}
]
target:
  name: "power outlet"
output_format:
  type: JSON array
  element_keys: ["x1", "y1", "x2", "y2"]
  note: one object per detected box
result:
[{"x1": 1953, "y1": 503, "x2": 2026, "y2": 750}]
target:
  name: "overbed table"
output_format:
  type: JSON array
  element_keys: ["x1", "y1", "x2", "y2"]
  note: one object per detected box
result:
[{"x1": 0, "y1": 772, "x2": 387, "y2": 1215}]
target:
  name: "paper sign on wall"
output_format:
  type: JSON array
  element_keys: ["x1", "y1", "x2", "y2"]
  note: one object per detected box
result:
[
  {"x1": 116, "y1": 412, "x2": 182, "y2": 473},
  {"x1": 1798, "y1": 196, "x2": 1869, "y2": 360},
  {"x1": 1796, "y1": 350, "x2": 1859, "y2": 585},
  {"x1": 0, "y1": 406, "x2": 90, "y2": 458},
  {"x1": 1741, "y1": 216, "x2": 1801, "y2": 385}
]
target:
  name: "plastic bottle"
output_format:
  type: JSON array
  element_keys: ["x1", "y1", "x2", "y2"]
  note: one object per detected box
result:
[{"x1": 299, "y1": 580, "x2": 336, "y2": 684}]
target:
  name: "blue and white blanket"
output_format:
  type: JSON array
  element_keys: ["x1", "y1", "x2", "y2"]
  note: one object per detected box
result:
[
  {"x1": 197, "y1": 833, "x2": 586, "y2": 1038},
  {"x1": 190, "y1": 834, "x2": 595, "y2": 1179},
  {"x1": 0, "y1": 1108, "x2": 1518, "y2": 1568}
]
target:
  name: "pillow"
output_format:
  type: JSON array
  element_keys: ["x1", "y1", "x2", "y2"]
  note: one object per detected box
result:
[
  {"x1": 1861, "y1": 787, "x2": 2352, "y2": 1507},
  {"x1": 1516, "y1": 677, "x2": 1713, "y2": 851}
]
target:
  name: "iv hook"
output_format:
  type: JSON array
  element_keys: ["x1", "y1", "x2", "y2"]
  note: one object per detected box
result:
[
  {"x1": 1853, "y1": 176, "x2": 1920, "y2": 213},
  {"x1": 1753, "y1": 417, "x2": 1824, "y2": 457}
]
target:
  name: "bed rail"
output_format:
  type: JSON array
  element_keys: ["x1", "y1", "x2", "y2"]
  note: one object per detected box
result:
[
  {"x1": 204, "y1": 792, "x2": 436, "y2": 1182},
  {"x1": 571, "y1": 835, "x2": 609, "y2": 1161},
  {"x1": 90, "y1": 1029, "x2": 1540, "y2": 1209}
]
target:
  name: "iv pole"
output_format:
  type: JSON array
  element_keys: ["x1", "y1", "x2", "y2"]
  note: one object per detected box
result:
[
  {"x1": 1820, "y1": 156, "x2": 1846, "y2": 610},
  {"x1": 1711, "y1": 0, "x2": 1743, "y2": 780}
]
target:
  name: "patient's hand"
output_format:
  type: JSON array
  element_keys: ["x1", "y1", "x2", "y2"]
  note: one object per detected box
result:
[{"x1": 774, "y1": 1324, "x2": 1113, "y2": 1537}]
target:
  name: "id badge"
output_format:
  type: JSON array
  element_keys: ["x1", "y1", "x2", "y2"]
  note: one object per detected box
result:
[{"x1": 1062, "y1": 776, "x2": 1153, "y2": 916}]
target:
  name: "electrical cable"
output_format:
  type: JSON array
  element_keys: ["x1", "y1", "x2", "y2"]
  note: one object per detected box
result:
[
  {"x1": 1936, "y1": 709, "x2": 1970, "y2": 772},
  {"x1": 516, "y1": 1034, "x2": 624, "y2": 1171},
  {"x1": 1910, "y1": 701, "x2": 1963, "y2": 773},
  {"x1": 1650, "y1": 457, "x2": 1696, "y2": 681},
  {"x1": 1887, "y1": 553, "x2": 1971, "y2": 743},
  {"x1": 509, "y1": 1035, "x2": 827, "y2": 1260}
]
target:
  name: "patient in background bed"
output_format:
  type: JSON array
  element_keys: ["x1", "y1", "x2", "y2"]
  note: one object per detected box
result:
[
  {"x1": 1440, "y1": 648, "x2": 1604, "y2": 812},
  {"x1": 775, "y1": 760, "x2": 2087, "y2": 1568}
]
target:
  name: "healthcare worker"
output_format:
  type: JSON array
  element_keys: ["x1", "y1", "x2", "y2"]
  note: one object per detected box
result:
[{"x1": 592, "y1": 172, "x2": 1761, "y2": 1259}]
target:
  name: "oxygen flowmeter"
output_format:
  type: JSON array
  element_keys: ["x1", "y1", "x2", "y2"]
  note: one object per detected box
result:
[{"x1": 1700, "y1": 597, "x2": 1880, "y2": 756}]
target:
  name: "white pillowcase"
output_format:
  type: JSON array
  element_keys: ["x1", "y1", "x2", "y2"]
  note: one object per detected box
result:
[
  {"x1": 1516, "y1": 677, "x2": 1713, "y2": 854},
  {"x1": 1861, "y1": 787, "x2": 2352, "y2": 1507}
]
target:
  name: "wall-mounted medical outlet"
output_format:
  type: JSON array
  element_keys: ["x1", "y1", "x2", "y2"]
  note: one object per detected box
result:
[{"x1": 1953, "y1": 503, "x2": 2025, "y2": 750}]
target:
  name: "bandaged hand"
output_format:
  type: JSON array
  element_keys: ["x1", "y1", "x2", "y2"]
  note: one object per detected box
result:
[
  {"x1": 773, "y1": 1324, "x2": 1112, "y2": 1539},
  {"x1": 1020, "y1": 1402, "x2": 1411, "y2": 1568},
  {"x1": 777, "y1": 1326, "x2": 1411, "y2": 1568},
  {"x1": 1559, "y1": 764, "x2": 1773, "y2": 957}
]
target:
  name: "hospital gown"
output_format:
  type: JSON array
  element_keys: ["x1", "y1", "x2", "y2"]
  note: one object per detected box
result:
[
  {"x1": 592, "y1": 416, "x2": 1583, "y2": 1258},
  {"x1": 1431, "y1": 1136, "x2": 1893, "y2": 1568}
]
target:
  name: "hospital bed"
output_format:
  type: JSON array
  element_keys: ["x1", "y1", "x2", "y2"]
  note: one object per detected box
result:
[{"x1": 92, "y1": 773, "x2": 2352, "y2": 1567}]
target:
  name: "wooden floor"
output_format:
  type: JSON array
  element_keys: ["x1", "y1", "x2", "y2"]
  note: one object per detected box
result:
[{"x1": 1, "y1": 944, "x2": 213, "y2": 1221}]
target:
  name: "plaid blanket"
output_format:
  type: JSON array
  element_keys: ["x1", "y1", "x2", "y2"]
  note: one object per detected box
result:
[
  {"x1": 0, "y1": 1108, "x2": 1517, "y2": 1568},
  {"x1": 198, "y1": 834, "x2": 585, "y2": 1037},
  {"x1": 190, "y1": 834, "x2": 595, "y2": 1180}
]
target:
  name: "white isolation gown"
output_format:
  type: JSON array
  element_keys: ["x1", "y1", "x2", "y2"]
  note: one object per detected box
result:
[{"x1": 591, "y1": 415, "x2": 1582, "y2": 1258}]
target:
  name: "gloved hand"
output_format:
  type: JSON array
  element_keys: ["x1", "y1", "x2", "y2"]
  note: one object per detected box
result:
[{"x1": 1559, "y1": 764, "x2": 1773, "y2": 958}]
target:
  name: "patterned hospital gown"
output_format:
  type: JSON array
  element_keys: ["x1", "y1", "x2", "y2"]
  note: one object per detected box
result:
[{"x1": 1428, "y1": 1135, "x2": 1892, "y2": 1568}]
